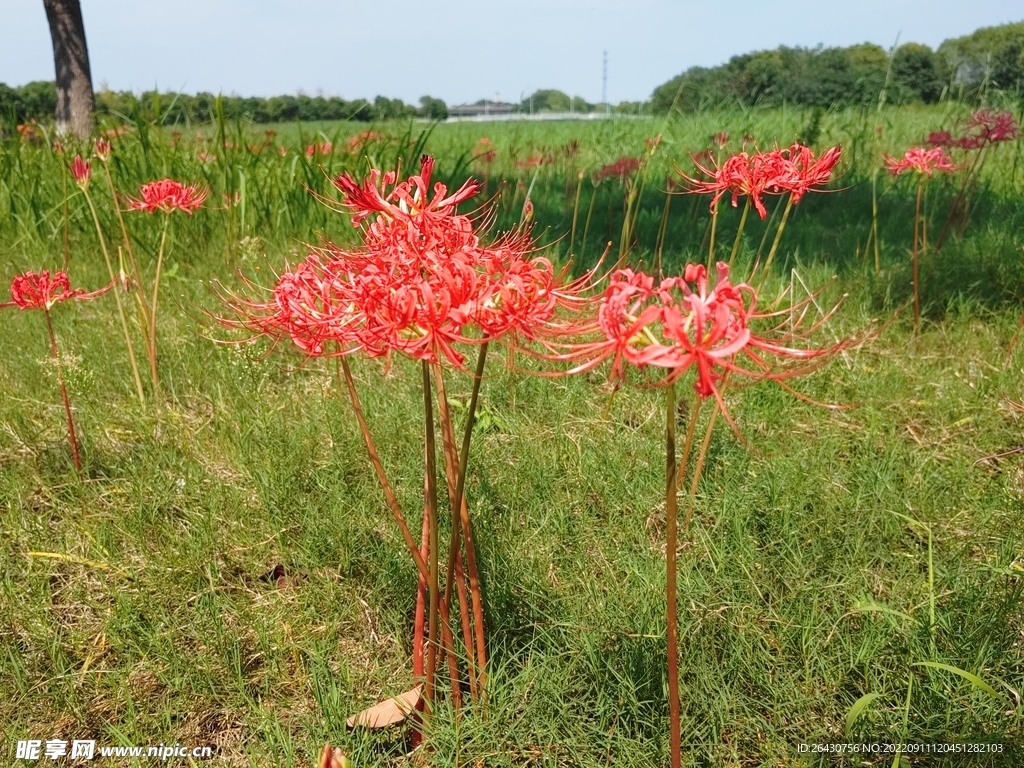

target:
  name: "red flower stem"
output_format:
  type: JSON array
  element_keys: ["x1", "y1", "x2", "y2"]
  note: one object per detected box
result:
[
  {"x1": 913, "y1": 177, "x2": 923, "y2": 327},
  {"x1": 82, "y1": 188, "x2": 146, "y2": 403},
  {"x1": 61, "y1": 171, "x2": 69, "y2": 270},
  {"x1": 655, "y1": 190, "x2": 673, "y2": 276},
  {"x1": 432, "y1": 364, "x2": 479, "y2": 701},
  {"x1": 413, "y1": 507, "x2": 428, "y2": 680},
  {"x1": 421, "y1": 361, "x2": 441, "y2": 711},
  {"x1": 569, "y1": 169, "x2": 584, "y2": 256},
  {"x1": 757, "y1": 195, "x2": 794, "y2": 283},
  {"x1": 580, "y1": 182, "x2": 598, "y2": 258},
  {"x1": 936, "y1": 146, "x2": 986, "y2": 251},
  {"x1": 666, "y1": 387, "x2": 701, "y2": 768},
  {"x1": 683, "y1": 400, "x2": 720, "y2": 532},
  {"x1": 752, "y1": 195, "x2": 784, "y2": 272},
  {"x1": 728, "y1": 198, "x2": 751, "y2": 268},
  {"x1": 618, "y1": 181, "x2": 639, "y2": 267},
  {"x1": 956, "y1": 172, "x2": 984, "y2": 239},
  {"x1": 706, "y1": 209, "x2": 718, "y2": 268},
  {"x1": 45, "y1": 309, "x2": 81, "y2": 474},
  {"x1": 338, "y1": 357, "x2": 429, "y2": 581},
  {"x1": 336, "y1": 359, "x2": 461, "y2": 721},
  {"x1": 1006, "y1": 314, "x2": 1024, "y2": 362},
  {"x1": 866, "y1": 170, "x2": 881, "y2": 272},
  {"x1": 452, "y1": 342, "x2": 490, "y2": 696},
  {"x1": 871, "y1": 170, "x2": 881, "y2": 273},
  {"x1": 426, "y1": 365, "x2": 469, "y2": 705},
  {"x1": 148, "y1": 215, "x2": 170, "y2": 394},
  {"x1": 452, "y1": 546, "x2": 476, "y2": 697},
  {"x1": 103, "y1": 162, "x2": 152, "y2": 338},
  {"x1": 421, "y1": 435, "x2": 463, "y2": 712}
]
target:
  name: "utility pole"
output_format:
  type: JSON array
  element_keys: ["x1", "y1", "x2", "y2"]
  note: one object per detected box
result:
[{"x1": 602, "y1": 50, "x2": 608, "y2": 115}]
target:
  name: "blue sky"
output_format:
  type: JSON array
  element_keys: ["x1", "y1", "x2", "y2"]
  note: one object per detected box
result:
[{"x1": 2, "y1": 1, "x2": 1021, "y2": 105}]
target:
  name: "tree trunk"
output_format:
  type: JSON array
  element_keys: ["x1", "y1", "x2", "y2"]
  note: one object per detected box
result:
[{"x1": 43, "y1": 0, "x2": 95, "y2": 138}]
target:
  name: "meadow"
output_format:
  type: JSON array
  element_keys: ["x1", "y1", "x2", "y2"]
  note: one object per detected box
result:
[{"x1": 1, "y1": 103, "x2": 1024, "y2": 767}]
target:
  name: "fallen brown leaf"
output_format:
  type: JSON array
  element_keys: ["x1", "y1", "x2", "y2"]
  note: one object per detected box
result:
[{"x1": 345, "y1": 685, "x2": 423, "y2": 729}]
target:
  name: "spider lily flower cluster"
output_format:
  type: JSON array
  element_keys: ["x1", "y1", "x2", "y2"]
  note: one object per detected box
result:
[
  {"x1": 235, "y1": 157, "x2": 580, "y2": 365},
  {"x1": 927, "y1": 109, "x2": 1019, "y2": 151},
  {"x1": 221, "y1": 153, "x2": 854, "y2": 766},
  {"x1": 920, "y1": 109, "x2": 1020, "y2": 252},
  {"x1": 6, "y1": 269, "x2": 113, "y2": 310},
  {"x1": 223, "y1": 155, "x2": 592, "y2": 721},
  {"x1": 544, "y1": 262, "x2": 845, "y2": 434},
  {"x1": 682, "y1": 143, "x2": 841, "y2": 219},
  {"x1": 128, "y1": 179, "x2": 208, "y2": 214},
  {"x1": 679, "y1": 143, "x2": 841, "y2": 277},
  {"x1": 884, "y1": 146, "x2": 957, "y2": 176}
]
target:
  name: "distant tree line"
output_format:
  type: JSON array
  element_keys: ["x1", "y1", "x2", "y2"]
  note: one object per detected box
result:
[
  {"x1": 0, "y1": 83, "x2": 448, "y2": 127},
  {"x1": 5, "y1": 21, "x2": 1021, "y2": 128},
  {"x1": 517, "y1": 90, "x2": 596, "y2": 113},
  {"x1": 650, "y1": 22, "x2": 1024, "y2": 113}
]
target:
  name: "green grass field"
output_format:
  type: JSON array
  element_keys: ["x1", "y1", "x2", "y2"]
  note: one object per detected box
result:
[{"x1": 1, "y1": 105, "x2": 1024, "y2": 766}]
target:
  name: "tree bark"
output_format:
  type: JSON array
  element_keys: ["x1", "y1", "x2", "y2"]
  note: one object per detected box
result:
[{"x1": 43, "y1": 0, "x2": 95, "y2": 138}]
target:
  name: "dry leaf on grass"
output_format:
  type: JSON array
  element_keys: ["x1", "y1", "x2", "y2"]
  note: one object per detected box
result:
[{"x1": 345, "y1": 685, "x2": 423, "y2": 729}]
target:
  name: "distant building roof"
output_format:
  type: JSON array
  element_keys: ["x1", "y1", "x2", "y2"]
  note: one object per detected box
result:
[{"x1": 448, "y1": 101, "x2": 517, "y2": 117}]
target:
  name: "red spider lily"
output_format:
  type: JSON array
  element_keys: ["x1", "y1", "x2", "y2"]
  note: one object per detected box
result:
[
  {"x1": 232, "y1": 157, "x2": 588, "y2": 368},
  {"x1": 3, "y1": 270, "x2": 117, "y2": 473},
  {"x1": 334, "y1": 154, "x2": 479, "y2": 232},
  {"x1": 228, "y1": 255, "x2": 364, "y2": 357},
  {"x1": 127, "y1": 178, "x2": 206, "y2": 397},
  {"x1": 347, "y1": 131, "x2": 381, "y2": 152},
  {"x1": 885, "y1": 147, "x2": 957, "y2": 176},
  {"x1": 954, "y1": 136, "x2": 984, "y2": 150},
  {"x1": 473, "y1": 137, "x2": 496, "y2": 165},
  {"x1": 128, "y1": 179, "x2": 208, "y2": 214},
  {"x1": 773, "y1": 144, "x2": 842, "y2": 202},
  {"x1": 5, "y1": 270, "x2": 114, "y2": 310},
  {"x1": 543, "y1": 262, "x2": 843, "y2": 428},
  {"x1": 965, "y1": 108, "x2": 1018, "y2": 144},
  {"x1": 198, "y1": 151, "x2": 217, "y2": 163},
  {"x1": 305, "y1": 142, "x2": 333, "y2": 158},
  {"x1": 69, "y1": 156, "x2": 91, "y2": 189},
  {"x1": 885, "y1": 147, "x2": 955, "y2": 324},
  {"x1": 680, "y1": 151, "x2": 779, "y2": 218},
  {"x1": 927, "y1": 131, "x2": 953, "y2": 147},
  {"x1": 711, "y1": 132, "x2": 728, "y2": 149},
  {"x1": 686, "y1": 144, "x2": 840, "y2": 214},
  {"x1": 515, "y1": 153, "x2": 547, "y2": 169},
  {"x1": 93, "y1": 139, "x2": 112, "y2": 162},
  {"x1": 594, "y1": 157, "x2": 641, "y2": 182}
]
